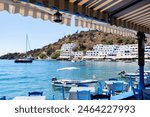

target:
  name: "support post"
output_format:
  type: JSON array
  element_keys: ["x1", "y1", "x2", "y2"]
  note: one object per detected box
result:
[{"x1": 137, "y1": 31, "x2": 146, "y2": 91}]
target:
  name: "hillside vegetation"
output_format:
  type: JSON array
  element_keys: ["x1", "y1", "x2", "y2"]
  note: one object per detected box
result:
[{"x1": 0, "y1": 30, "x2": 138, "y2": 59}]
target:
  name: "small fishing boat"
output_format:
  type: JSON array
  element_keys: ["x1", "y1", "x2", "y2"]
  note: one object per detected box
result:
[
  {"x1": 51, "y1": 77, "x2": 98, "y2": 87},
  {"x1": 118, "y1": 70, "x2": 150, "y2": 78}
]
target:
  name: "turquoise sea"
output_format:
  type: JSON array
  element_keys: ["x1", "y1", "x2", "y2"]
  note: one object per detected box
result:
[{"x1": 0, "y1": 60, "x2": 150, "y2": 100}]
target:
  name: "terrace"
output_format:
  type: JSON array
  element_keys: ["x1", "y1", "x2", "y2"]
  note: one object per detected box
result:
[{"x1": 0, "y1": 0, "x2": 150, "y2": 100}]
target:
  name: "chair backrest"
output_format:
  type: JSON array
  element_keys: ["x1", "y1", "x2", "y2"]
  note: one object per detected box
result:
[
  {"x1": 77, "y1": 90, "x2": 91, "y2": 100},
  {"x1": 97, "y1": 81, "x2": 103, "y2": 94},
  {"x1": 127, "y1": 78, "x2": 132, "y2": 91},
  {"x1": 91, "y1": 94, "x2": 110, "y2": 100},
  {"x1": 0, "y1": 96, "x2": 6, "y2": 100},
  {"x1": 146, "y1": 75, "x2": 150, "y2": 84},
  {"x1": 112, "y1": 82, "x2": 124, "y2": 95},
  {"x1": 28, "y1": 91, "x2": 43, "y2": 96},
  {"x1": 51, "y1": 95, "x2": 55, "y2": 100},
  {"x1": 109, "y1": 78, "x2": 118, "y2": 81}
]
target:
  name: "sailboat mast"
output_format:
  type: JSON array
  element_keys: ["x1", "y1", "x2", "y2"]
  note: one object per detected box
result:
[
  {"x1": 26, "y1": 34, "x2": 28, "y2": 57},
  {"x1": 26, "y1": 34, "x2": 28, "y2": 56}
]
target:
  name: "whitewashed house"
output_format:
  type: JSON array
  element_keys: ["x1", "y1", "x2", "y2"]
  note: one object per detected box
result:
[
  {"x1": 84, "y1": 44, "x2": 118, "y2": 59},
  {"x1": 59, "y1": 43, "x2": 83, "y2": 59}
]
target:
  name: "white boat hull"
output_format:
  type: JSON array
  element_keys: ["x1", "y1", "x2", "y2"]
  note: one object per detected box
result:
[{"x1": 51, "y1": 79, "x2": 98, "y2": 87}]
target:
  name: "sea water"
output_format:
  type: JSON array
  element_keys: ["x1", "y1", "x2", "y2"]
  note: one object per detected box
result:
[{"x1": 0, "y1": 60, "x2": 150, "y2": 100}]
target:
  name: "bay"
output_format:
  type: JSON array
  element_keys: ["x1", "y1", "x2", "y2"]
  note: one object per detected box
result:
[{"x1": 0, "y1": 60, "x2": 150, "y2": 100}]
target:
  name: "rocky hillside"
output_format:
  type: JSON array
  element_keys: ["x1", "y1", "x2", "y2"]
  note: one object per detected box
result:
[{"x1": 0, "y1": 30, "x2": 138, "y2": 59}]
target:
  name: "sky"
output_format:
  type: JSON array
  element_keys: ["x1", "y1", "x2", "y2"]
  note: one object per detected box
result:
[{"x1": 0, "y1": 11, "x2": 88, "y2": 56}]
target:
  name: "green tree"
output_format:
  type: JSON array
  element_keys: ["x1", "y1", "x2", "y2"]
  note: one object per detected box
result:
[
  {"x1": 46, "y1": 47, "x2": 54, "y2": 56},
  {"x1": 51, "y1": 51, "x2": 60, "y2": 59}
]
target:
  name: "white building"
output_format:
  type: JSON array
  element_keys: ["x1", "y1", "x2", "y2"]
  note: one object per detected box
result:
[
  {"x1": 60, "y1": 43, "x2": 76, "y2": 51},
  {"x1": 72, "y1": 51, "x2": 84, "y2": 58},
  {"x1": 115, "y1": 44, "x2": 138, "y2": 59},
  {"x1": 84, "y1": 44, "x2": 118, "y2": 59},
  {"x1": 59, "y1": 43, "x2": 83, "y2": 59},
  {"x1": 60, "y1": 43, "x2": 150, "y2": 60},
  {"x1": 84, "y1": 44, "x2": 150, "y2": 59}
]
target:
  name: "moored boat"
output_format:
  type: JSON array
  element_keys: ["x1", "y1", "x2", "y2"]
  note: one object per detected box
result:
[
  {"x1": 14, "y1": 57, "x2": 33, "y2": 63},
  {"x1": 51, "y1": 77, "x2": 98, "y2": 87},
  {"x1": 14, "y1": 34, "x2": 33, "y2": 63},
  {"x1": 118, "y1": 70, "x2": 150, "y2": 78}
]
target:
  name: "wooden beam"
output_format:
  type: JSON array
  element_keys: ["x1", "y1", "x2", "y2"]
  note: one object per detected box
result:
[
  {"x1": 69, "y1": 0, "x2": 77, "y2": 3},
  {"x1": 94, "y1": 0, "x2": 113, "y2": 11},
  {"x1": 138, "y1": 22, "x2": 150, "y2": 27},
  {"x1": 69, "y1": 2, "x2": 75, "y2": 13},
  {"x1": 77, "y1": 4, "x2": 83, "y2": 14},
  {"x1": 132, "y1": 19, "x2": 150, "y2": 24},
  {"x1": 49, "y1": 0, "x2": 55, "y2": 7},
  {"x1": 139, "y1": 24, "x2": 150, "y2": 29},
  {"x1": 54, "y1": 0, "x2": 59, "y2": 9},
  {"x1": 117, "y1": 4, "x2": 150, "y2": 19},
  {"x1": 132, "y1": 21, "x2": 150, "y2": 31},
  {"x1": 110, "y1": 0, "x2": 143, "y2": 16},
  {"x1": 59, "y1": 0, "x2": 65, "y2": 10},
  {"x1": 128, "y1": 15, "x2": 150, "y2": 23},
  {"x1": 120, "y1": 7, "x2": 150, "y2": 20},
  {"x1": 87, "y1": 0, "x2": 102, "y2": 8},
  {"x1": 125, "y1": 12, "x2": 150, "y2": 22},
  {"x1": 100, "y1": 0, "x2": 123, "y2": 12},
  {"x1": 78, "y1": 0, "x2": 89, "y2": 6}
]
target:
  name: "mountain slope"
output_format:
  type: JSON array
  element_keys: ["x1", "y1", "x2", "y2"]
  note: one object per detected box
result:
[{"x1": 0, "y1": 30, "x2": 137, "y2": 59}]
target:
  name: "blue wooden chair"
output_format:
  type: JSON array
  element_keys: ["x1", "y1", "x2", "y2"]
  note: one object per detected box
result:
[
  {"x1": 77, "y1": 90, "x2": 91, "y2": 100},
  {"x1": 144, "y1": 73, "x2": 150, "y2": 89},
  {"x1": 61, "y1": 86, "x2": 65, "y2": 100},
  {"x1": 97, "y1": 81, "x2": 103, "y2": 94},
  {"x1": 0, "y1": 96, "x2": 6, "y2": 100},
  {"x1": 28, "y1": 91, "x2": 43, "y2": 96},
  {"x1": 111, "y1": 82, "x2": 124, "y2": 95},
  {"x1": 146, "y1": 74, "x2": 150, "y2": 85},
  {"x1": 127, "y1": 77, "x2": 132, "y2": 91},
  {"x1": 51, "y1": 95, "x2": 55, "y2": 100},
  {"x1": 109, "y1": 78, "x2": 118, "y2": 81}
]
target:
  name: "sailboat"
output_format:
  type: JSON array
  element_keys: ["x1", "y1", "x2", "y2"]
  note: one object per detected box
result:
[{"x1": 15, "y1": 35, "x2": 33, "y2": 63}]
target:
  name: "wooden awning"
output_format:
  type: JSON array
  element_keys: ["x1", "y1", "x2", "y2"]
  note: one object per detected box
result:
[
  {"x1": 0, "y1": 0, "x2": 150, "y2": 36},
  {"x1": 0, "y1": 0, "x2": 71, "y2": 26},
  {"x1": 13, "y1": 0, "x2": 149, "y2": 34}
]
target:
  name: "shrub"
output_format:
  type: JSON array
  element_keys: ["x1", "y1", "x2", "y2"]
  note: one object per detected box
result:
[{"x1": 51, "y1": 51, "x2": 60, "y2": 59}]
